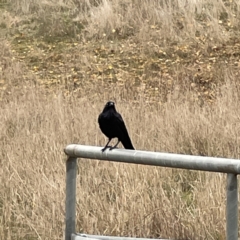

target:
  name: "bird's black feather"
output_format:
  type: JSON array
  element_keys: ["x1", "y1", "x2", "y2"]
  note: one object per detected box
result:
[{"x1": 98, "y1": 101, "x2": 134, "y2": 152}]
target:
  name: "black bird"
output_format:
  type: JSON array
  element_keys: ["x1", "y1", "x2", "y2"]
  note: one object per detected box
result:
[{"x1": 98, "y1": 101, "x2": 135, "y2": 152}]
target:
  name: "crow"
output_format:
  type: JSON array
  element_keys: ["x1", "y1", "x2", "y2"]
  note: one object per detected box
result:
[{"x1": 98, "y1": 101, "x2": 135, "y2": 152}]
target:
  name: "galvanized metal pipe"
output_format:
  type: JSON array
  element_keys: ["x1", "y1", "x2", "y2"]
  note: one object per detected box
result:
[
  {"x1": 226, "y1": 173, "x2": 238, "y2": 240},
  {"x1": 64, "y1": 144, "x2": 240, "y2": 174},
  {"x1": 73, "y1": 233, "x2": 168, "y2": 240},
  {"x1": 64, "y1": 144, "x2": 240, "y2": 239},
  {"x1": 65, "y1": 157, "x2": 77, "y2": 240}
]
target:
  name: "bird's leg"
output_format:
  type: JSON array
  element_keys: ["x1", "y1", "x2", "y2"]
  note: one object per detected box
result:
[
  {"x1": 102, "y1": 138, "x2": 112, "y2": 152},
  {"x1": 110, "y1": 140, "x2": 120, "y2": 150}
]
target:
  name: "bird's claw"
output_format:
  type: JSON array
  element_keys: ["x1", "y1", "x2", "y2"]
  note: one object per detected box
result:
[
  {"x1": 101, "y1": 146, "x2": 111, "y2": 152},
  {"x1": 101, "y1": 146, "x2": 119, "y2": 152}
]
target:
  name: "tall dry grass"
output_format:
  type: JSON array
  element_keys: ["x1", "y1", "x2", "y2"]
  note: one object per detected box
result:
[
  {"x1": 5, "y1": 0, "x2": 240, "y2": 45},
  {"x1": 1, "y1": 70, "x2": 240, "y2": 239}
]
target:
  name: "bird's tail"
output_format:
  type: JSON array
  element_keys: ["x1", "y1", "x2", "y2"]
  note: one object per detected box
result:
[{"x1": 121, "y1": 135, "x2": 135, "y2": 150}]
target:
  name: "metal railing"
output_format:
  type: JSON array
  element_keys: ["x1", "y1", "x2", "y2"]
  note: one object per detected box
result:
[{"x1": 64, "y1": 144, "x2": 239, "y2": 240}]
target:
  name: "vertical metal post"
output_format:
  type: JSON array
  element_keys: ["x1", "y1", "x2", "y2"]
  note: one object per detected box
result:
[
  {"x1": 226, "y1": 173, "x2": 238, "y2": 240},
  {"x1": 65, "y1": 157, "x2": 77, "y2": 240}
]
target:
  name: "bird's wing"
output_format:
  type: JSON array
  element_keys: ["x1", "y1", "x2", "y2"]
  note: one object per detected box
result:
[
  {"x1": 98, "y1": 112, "x2": 104, "y2": 123},
  {"x1": 114, "y1": 112, "x2": 126, "y2": 130},
  {"x1": 114, "y1": 112, "x2": 134, "y2": 150},
  {"x1": 98, "y1": 112, "x2": 108, "y2": 134}
]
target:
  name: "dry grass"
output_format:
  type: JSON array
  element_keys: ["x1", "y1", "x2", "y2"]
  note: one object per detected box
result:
[
  {"x1": 1, "y1": 0, "x2": 240, "y2": 239},
  {"x1": 5, "y1": 0, "x2": 240, "y2": 44},
  {"x1": 1, "y1": 73, "x2": 240, "y2": 239}
]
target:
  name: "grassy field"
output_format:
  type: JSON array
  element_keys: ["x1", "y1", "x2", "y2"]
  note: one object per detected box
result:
[{"x1": 1, "y1": 0, "x2": 240, "y2": 239}]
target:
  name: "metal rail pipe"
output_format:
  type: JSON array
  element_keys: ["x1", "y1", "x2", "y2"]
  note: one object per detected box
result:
[
  {"x1": 72, "y1": 233, "x2": 168, "y2": 240},
  {"x1": 65, "y1": 157, "x2": 77, "y2": 240},
  {"x1": 226, "y1": 173, "x2": 238, "y2": 240},
  {"x1": 64, "y1": 144, "x2": 239, "y2": 240},
  {"x1": 64, "y1": 144, "x2": 240, "y2": 174}
]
